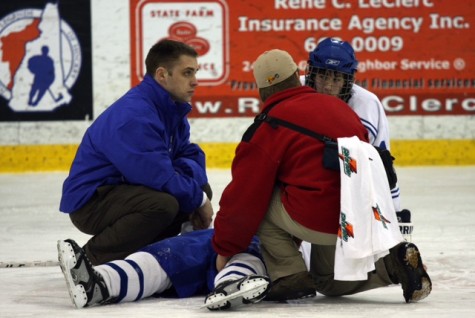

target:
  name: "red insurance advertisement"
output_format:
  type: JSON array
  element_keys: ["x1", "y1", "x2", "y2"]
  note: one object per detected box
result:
[{"x1": 130, "y1": 0, "x2": 475, "y2": 116}]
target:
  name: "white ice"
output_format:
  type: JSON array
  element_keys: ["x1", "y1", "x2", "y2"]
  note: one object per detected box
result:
[{"x1": 0, "y1": 167, "x2": 474, "y2": 317}]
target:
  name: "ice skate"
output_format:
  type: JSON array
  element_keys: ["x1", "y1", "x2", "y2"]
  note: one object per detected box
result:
[
  {"x1": 57, "y1": 239, "x2": 111, "y2": 308},
  {"x1": 389, "y1": 242, "x2": 432, "y2": 303},
  {"x1": 204, "y1": 275, "x2": 271, "y2": 310}
]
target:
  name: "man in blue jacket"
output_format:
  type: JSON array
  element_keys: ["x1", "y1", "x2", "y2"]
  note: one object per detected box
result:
[{"x1": 59, "y1": 39, "x2": 213, "y2": 265}]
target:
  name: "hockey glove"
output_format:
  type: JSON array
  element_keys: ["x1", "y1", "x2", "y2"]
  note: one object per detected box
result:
[{"x1": 396, "y1": 209, "x2": 413, "y2": 242}]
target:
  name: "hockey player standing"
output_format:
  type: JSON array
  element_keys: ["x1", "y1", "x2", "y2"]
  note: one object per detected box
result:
[{"x1": 303, "y1": 38, "x2": 413, "y2": 240}]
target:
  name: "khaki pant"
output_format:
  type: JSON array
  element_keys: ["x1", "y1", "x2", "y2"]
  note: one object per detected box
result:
[{"x1": 257, "y1": 188, "x2": 393, "y2": 296}]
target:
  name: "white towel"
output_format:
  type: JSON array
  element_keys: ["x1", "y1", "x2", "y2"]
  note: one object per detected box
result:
[{"x1": 334, "y1": 136, "x2": 404, "y2": 281}]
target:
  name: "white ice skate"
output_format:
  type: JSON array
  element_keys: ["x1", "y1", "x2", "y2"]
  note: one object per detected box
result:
[
  {"x1": 203, "y1": 275, "x2": 271, "y2": 310},
  {"x1": 57, "y1": 239, "x2": 111, "y2": 309}
]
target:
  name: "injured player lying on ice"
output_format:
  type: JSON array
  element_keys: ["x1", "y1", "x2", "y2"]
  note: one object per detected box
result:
[
  {"x1": 57, "y1": 229, "x2": 270, "y2": 311},
  {"x1": 58, "y1": 229, "x2": 431, "y2": 309}
]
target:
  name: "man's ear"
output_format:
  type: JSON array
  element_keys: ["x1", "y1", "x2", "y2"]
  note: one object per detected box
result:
[{"x1": 154, "y1": 67, "x2": 168, "y2": 83}]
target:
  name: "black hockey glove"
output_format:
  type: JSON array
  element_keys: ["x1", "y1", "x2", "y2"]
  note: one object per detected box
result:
[{"x1": 396, "y1": 209, "x2": 413, "y2": 242}]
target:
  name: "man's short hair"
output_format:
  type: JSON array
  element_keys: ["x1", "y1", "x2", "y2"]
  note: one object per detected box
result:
[{"x1": 145, "y1": 39, "x2": 198, "y2": 76}]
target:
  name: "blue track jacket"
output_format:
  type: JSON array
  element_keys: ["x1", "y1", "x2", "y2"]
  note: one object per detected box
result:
[{"x1": 60, "y1": 75, "x2": 207, "y2": 213}]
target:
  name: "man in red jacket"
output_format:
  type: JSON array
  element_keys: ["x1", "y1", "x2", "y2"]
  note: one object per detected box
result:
[
  {"x1": 212, "y1": 49, "x2": 368, "y2": 300},
  {"x1": 211, "y1": 49, "x2": 431, "y2": 303}
]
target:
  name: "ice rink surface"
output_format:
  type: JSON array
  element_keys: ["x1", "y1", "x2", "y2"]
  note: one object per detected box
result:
[{"x1": 0, "y1": 167, "x2": 474, "y2": 317}]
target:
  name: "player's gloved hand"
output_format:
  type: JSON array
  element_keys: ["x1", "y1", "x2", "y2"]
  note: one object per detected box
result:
[{"x1": 396, "y1": 209, "x2": 413, "y2": 242}]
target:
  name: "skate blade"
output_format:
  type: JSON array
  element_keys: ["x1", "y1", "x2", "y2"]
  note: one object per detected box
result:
[{"x1": 201, "y1": 278, "x2": 269, "y2": 309}]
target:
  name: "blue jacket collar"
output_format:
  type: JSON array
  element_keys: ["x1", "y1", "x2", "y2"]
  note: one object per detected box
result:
[{"x1": 141, "y1": 74, "x2": 192, "y2": 118}]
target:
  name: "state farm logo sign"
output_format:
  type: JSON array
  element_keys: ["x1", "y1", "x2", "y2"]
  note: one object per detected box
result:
[
  {"x1": 131, "y1": 0, "x2": 229, "y2": 85},
  {"x1": 166, "y1": 21, "x2": 210, "y2": 56}
]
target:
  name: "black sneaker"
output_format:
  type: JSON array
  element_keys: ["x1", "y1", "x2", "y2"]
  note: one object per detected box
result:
[
  {"x1": 57, "y1": 239, "x2": 111, "y2": 308},
  {"x1": 264, "y1": 271, "x2": 316, "y2": 301},
  {"x1": 389, "y1": 242, "x2": 432, "y2": 303},
  {"x1": 204, "y1": 275, "x2": 271, "y2": 310}
]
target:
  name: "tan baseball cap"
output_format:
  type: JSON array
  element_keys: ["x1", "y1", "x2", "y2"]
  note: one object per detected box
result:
[{"x1": 253, "y1": 49, "x2": 298, "y2": 88}]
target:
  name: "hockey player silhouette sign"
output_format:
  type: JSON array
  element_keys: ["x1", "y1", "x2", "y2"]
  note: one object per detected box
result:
[{"x1": 27, "y1": 46, "x2": 61, "y2": 106}]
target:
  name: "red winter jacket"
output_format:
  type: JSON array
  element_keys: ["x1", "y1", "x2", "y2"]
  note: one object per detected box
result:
[{"x1": 212, "y1": 86, "x2": 368, "y2": 257}]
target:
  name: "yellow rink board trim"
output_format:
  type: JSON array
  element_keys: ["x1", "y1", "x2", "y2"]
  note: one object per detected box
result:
[{"x1": 1, "y1": 140, "x2": 474, "y2": 172}]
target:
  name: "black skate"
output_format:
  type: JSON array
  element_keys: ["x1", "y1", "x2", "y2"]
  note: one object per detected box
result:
[
  {"x1": 204, "y1": 275, "x2": 271, "y2": 310},
  {"x1": 57, "y1": 239, "x2": 111, "y2": 308},
  {"x1": 389, "y1": 242, "x2": 432, "y2": 303}
]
